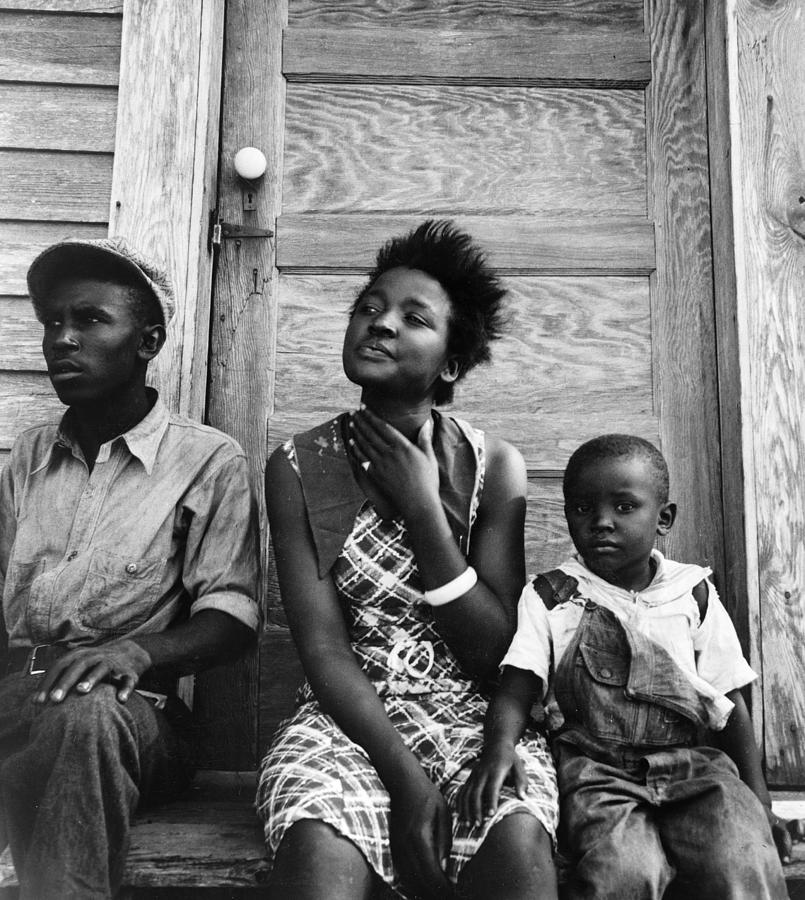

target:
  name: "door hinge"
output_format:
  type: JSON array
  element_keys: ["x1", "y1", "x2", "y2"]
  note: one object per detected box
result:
[{"x1": 209, "y1": 209, "x2": 273, "y2": 251}]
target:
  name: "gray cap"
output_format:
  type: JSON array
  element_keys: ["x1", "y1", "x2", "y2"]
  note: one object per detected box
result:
[{"x1": 26, "y1": 237, "x2": 176, "y2": 327}]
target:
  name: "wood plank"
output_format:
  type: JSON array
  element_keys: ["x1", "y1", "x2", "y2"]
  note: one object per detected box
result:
[
  {"x1": 703, "y1": 2, "x2": 753, "y2": 687},
  {"x1": 267, "y1": 273, "x2": 657, "y2": 470},
  {"x1": 0, "y1": 150, "x2": 113, "y2": 222},
  {"x1": 0, "y1": 297, "x2": 44, "y2": 371},
  {"x1": 0, "y1": 10, "x2": 121, "y2": 85},
  {"x1": 0, "y1": 221, "x2": 107, "y2": 295},
  {"x1": 288, "y1": 0, "x2": 645, "y2": 30},
  {"x1": 526, "y1": 477, "x2": 574, "y2": 575},
  {"x1": 283, "y1": 26, "x2": 651, "y2": 87},
  {"x1": 206, "y1": 0, "x2": 285, "y2": 770},
  {"x1": 0, "y1": 84, "x2": 117, "y2": 153},
  {"x1": 283, "y1": 84, "x2": 646, "y2": 216},
  {"x1": 0, "y1": 372, "x2": 62, "y2": 449},
  {"x1": 0, "y1": 2, "x2": 121, "y2": 11},
  {"x1": 277, "y1": 214, "x2": 655, "y2": 274},
  {"x1": 729, "y1": 0, "x2": 805, "y2": 785},
  {"x1": 645, "y1": 1, "x2": 723, "y2": 578},
  {"x1": 109, "y1": 0, "x2": 224, "y2": 419}
]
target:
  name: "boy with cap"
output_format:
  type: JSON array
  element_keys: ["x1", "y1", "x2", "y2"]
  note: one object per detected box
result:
[{"x1": 0, "y1": 238, "x2": 260, "y2": 899}]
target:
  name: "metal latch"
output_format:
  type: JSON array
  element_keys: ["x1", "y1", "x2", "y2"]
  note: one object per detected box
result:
[{"x1": 210, "y1": 211, "x2": 273, "y2": 250}]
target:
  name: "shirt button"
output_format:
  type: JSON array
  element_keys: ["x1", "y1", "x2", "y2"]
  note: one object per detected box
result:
[
  {"x1": 67, "y1": 550, "x2": 78, "y2": 561},
  {"x1": 125, "y1": 563, "x2": 138, "y2": 574},
  {"x1": 601, "y1": 667, "x2": 613, "y2": 679}
]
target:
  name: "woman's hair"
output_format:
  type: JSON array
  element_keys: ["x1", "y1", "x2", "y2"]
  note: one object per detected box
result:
[
  {"x1": 351, "y1": 219, "x2": 509, "y2": 405},
  {"x1": 563, "y1": 434, "x2": 670, "y2": 503}
]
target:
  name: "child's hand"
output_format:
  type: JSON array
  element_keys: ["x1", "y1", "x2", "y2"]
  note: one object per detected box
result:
[
  {"x1": 458, "y1": 739, "x2": 527, "y2": 828},
  {"x1": 767, "y1": 808, "x2": 804, "y2": 864}
]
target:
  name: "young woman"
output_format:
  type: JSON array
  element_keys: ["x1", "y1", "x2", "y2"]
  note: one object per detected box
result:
[{"x1": 257, "y1": 221, "x2": 558, "y2": 899}]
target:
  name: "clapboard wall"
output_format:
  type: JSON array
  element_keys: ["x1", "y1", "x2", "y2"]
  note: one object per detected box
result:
[{"x1": 0, "y1": 0, "x2": 123, "y2": 468}]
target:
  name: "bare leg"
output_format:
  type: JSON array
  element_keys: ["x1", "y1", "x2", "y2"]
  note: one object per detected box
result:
[
  {"x1": 266, "y1": 819, "x2": 376, "y2": 900},
  {"x1": 456, "y1": 812, "x2": 558, "y2": 900}
]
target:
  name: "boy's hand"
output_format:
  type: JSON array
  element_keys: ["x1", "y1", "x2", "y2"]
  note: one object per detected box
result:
[{"x1": 458, "y1": 739, "x2": 527, "y2": 828}]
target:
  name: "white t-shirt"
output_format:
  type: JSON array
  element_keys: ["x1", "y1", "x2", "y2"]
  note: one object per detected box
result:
[{"x1": 501, "y1": 550, "x2": 757, "y2": 731}]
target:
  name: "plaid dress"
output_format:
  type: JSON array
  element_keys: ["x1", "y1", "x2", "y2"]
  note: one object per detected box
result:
[{"x1": 256, "y1": 414, "x2": 558, "y2": 894}]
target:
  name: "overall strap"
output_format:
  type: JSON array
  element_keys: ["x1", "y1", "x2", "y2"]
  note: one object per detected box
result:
[{"x1": 532, "y1": 570, "x2": 579, "y2": 610}]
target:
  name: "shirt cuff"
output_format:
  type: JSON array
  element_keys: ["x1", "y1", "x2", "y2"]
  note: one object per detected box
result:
[{"x1": 190, "y1": 593, "x2": 260, "y2": 631}]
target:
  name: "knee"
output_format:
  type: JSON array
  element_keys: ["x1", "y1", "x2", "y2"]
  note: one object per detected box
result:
[{"x1": 35, "y1": 685, "x2": 139, "y2": 752}]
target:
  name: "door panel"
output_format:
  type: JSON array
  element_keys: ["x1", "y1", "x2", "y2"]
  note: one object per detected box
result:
[{"x1": 211, "y1": 0, "x2": 725, "y2": 761}]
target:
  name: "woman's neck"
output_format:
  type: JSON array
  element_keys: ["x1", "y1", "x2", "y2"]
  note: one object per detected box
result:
[{"x1": 359, "y1": 393, "x2": 434, "y2": 441}]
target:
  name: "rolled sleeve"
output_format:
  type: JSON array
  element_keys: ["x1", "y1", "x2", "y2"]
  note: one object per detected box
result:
[
  {"x1": 500, "y1": 581, "x2": 552, "y2": 693},
  {"x1": 183, "y1": 453, "x2": 261, "y2": 632}
]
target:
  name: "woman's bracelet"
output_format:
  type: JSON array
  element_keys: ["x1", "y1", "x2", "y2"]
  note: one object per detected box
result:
[{"x1": 422, "y1": 566, "x2": 478, "y2": 607}]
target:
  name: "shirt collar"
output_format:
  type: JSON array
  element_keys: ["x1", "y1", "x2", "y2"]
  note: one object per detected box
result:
[{"x1": 53, "y1": 390, "x2": 170, "y2": 476}]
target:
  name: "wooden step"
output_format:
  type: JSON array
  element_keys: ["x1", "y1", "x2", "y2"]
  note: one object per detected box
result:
[{"x1": 1, "y1": 781, "x2": 804, "y2": 896}]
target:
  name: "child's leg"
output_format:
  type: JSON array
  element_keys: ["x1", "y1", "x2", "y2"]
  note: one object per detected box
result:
[
  {"x1": 559, "y1": 750, "x2": 672, "y2": 900},
  {"x1": 658, "y1": 751, "x2": 787, "y2": 900},
  {"x1": 456, "y1": 812, "x2": 557, "y2": 900}
]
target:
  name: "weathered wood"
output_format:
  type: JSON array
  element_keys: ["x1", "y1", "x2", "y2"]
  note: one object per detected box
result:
[
  {"x1": 288, "y1": 0, "x2": 645, "y2": 30},
  {"x1": 645, "y1": 0, "x2": 723, "y2": 576},
  {"x1": 0, "y1": 372, "x2": 62, "y2": 449},
  {"x1": 729, "y1": 0, "x2": 805, "y2": 785},
  {"x1": 703, "y1": 1, "x2": 753, "y2": 693},
  {"x1": 526, "y1": 477, "x2": 574, "y2": 575},
  {"x1": 284, "y1": 26, "x2": 651, "y2": 87},
  {"x1": 0, "y1": 150, "x2": 113, "y2": 222},
  {"x1": 0, "y1": 222, "x2": 107, "y2": 295},
  {"x1": 277, "y1": 214, "x2": 655, "y2": 274},
  {"x1": 204, "y1": 0, "x2": 285, "y2": 770},
  {"x1": 109, "y1": 0, "x2": 224, "y2": 420},
  {"x1": 0, "y1": 10, "x2": 121, "y2": 84},
  {"x1": 0, "y1": 298, "x2": 44, "y2": 372},
  {"x1": 0, "y1": 1, "x2": 121, "y2": 10},
  {"x1": 283, "y1": 84, "x2": 646, "y2": 216},
  {"x1": 0, "y1": 84, "x2": 117, "y2": 153}
]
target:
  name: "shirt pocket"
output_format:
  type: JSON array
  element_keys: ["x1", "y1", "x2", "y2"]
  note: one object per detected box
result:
[{"x1": 77, "y1": 549, "x2": 164, "y2": 636}]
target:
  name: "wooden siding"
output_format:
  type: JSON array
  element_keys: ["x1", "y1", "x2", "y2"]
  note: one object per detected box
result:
[
  {"x1": 0, "y1": 3, "x2": 120, "y2": 458},
  {"x1": 729, "y1": 0, "x2": 805, "y2": 785}
]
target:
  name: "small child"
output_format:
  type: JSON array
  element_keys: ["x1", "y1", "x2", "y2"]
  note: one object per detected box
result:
[{"x1": 460, "y1": 434, "x2": 792, "y2": 899}]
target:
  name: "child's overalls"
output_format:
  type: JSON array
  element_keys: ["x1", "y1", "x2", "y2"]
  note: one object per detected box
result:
[{"x1": 540, "y1": 573, "x2": 787, "y2": 900}]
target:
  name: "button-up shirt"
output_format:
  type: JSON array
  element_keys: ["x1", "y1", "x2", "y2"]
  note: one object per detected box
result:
[{"x1": 0, "y1": 395, "x2": 260, "y2": 650}]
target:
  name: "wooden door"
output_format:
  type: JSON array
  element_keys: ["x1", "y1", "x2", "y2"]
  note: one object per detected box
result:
[{"x1": 208, "y1": 0, "x2": 726, "y2": 767}]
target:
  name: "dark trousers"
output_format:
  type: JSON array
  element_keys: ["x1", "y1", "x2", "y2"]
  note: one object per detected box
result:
[{"x1": 0, "y1": 671, "x2": 193, "y2": 899}]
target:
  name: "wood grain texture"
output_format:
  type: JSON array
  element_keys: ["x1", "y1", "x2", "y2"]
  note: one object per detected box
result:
[
  {"x1": 526, "y1": 477, "x2": 574, "y2": 575},
  {"x1": 0, "y1": 372, "x2": 62, "y2": 448},
  {"x1": 205, "y1": 0, "x2": 286, "y2": 770},
  {"x1": 0, "y1": 221, "x2": 107, "y2": 294},
  {"x1": 0, "y1": 1, "x2": 121, "y2": 10},
  {"x1": 0, "y1": 150, "x2": 113, "y2": 221},
  {"x1": 0, "y1": 84, "x2": 117, "y2": 153},
  {"x1": 109, "y1": 0, "x2": 224, "y2": 420},
  {"x1": 284, "y1": 26, "x2": 651, "y2": 87},
  {"x1": 0, "y1": 297, "x2": 44, "y2": 371},
  {"x1": 283, "y1": 84, "x2": 646, "y2": 216},
  {"x1": 0, "y1": 10, "x2": 121, "y2": 84},
  {"x1": 267, "y1": 273, "x2": 657, "y2": 470},
  {"x1": 729, "y1": 0, "x2": 805, "y2": 785},
  {"x1": 277, "y1": 214, "x2": 655, "y2": 274},
  {"x1": 288, "y1": 0, "x2": 645, "y2": 30},
  {"x1": 645, "y1": 0, "x2": 723, "y2": 577}
]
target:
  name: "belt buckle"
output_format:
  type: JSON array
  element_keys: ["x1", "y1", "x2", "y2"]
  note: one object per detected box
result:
[{"x1": 28, "y1": 644, "x2": 48, "y2": 676}]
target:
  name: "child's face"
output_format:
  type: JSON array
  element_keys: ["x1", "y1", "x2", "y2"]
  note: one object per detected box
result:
[
  {"x1": 36, "y1": 277, "x2": 152, "y2": 409},
  {"x1": 564, "y1": 455, "x2": 675, "y2": 591}
]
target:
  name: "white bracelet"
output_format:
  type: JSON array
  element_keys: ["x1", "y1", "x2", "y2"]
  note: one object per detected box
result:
[{"x1": 422, "y1": 566, "x2": 478, "y2": 607}]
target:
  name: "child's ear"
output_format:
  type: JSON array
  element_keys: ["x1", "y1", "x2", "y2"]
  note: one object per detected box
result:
[
  {"x1": 138, "y1": 323, "x2": 166, "y2": 361},
  {"x1": 656, "y1": 501, "x2": 677, "y2": 535},
  {"x1": 439, "y1": 357, "x2": 460, "y2": 385}
]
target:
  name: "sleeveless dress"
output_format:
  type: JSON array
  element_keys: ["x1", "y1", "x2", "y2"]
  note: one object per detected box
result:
[{"x1": 256, "y1": 412, "x2": 558, "y2": 895}]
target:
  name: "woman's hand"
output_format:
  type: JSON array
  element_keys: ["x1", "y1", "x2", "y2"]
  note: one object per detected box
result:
[
  {"x1": 389, "y1": 769, "x2": 454, "y2": 899},
  {"x1": 458, "y1": 738, "x2": 528, "y2": 828},
  {"x1": 349, "y1": 407, "x2": 440, "y2": 522}
]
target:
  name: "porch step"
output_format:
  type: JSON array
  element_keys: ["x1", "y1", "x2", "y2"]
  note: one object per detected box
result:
[{"x1": 1, "y1": 781, "x2": 804, "y2": 896}]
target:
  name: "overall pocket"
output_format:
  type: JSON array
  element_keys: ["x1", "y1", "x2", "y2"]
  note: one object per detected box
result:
[
  {"x1": 574, "y1": 641, "x2": 639, "y2": 744},
  {"x1": 77, "y1": 549, "x2": 164, "y2": 635}
]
